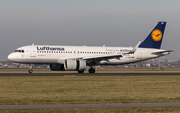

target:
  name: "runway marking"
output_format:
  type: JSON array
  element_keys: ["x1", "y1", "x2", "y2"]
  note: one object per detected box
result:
[
  {"x1": 64, "y1": 75, "x2": 76, "y2": 76},
  {"x1": 1, "y1": 103, "x2": 180, "y2": 109}
]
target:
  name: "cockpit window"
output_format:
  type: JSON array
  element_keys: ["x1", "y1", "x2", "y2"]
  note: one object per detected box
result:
[{"x1": 14, "y1": 50, "x2": 24, "y2": 53}]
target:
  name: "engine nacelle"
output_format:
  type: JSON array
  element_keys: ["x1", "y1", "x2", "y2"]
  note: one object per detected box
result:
[
  {"x1": 64, "y1": 59, "x2": 86, "y2": 71},
  {"x1": 50, "y1": 64, "x2": 65, "y2": 71}
]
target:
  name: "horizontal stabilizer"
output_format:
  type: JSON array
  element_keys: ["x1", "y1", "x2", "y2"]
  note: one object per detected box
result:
[{"x1": 151, "y1": 50, "x2": 175, "y2": 55}]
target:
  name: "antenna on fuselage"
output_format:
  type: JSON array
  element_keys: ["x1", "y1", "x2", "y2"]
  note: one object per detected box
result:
[{"x1": 32, "y1": 43, "x2": 34, "y2": 46}]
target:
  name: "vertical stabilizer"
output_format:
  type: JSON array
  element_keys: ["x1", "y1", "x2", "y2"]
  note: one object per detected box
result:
[{"x1": 139, "y1": 22, "x2": 166, "y2": 49}]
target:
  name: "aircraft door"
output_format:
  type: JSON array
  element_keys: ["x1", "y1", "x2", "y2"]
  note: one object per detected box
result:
[
  {"x1": 30, "y1": 46, "x2": 36, "y2": 57},
  {"x1": 137, "y1": 50, "x2": 142, "y2": 59}
]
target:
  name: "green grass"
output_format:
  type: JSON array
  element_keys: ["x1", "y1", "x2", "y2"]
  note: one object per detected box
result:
[
  {"x1": 0, "y1": 76, "x2": 180, "y2": 105},
  {"x1": 1, "y1": 107, "x2": 180, "y2": 113}
]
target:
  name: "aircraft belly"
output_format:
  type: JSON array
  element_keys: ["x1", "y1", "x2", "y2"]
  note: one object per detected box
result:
[{"x1": 15, "y1": 58, "x2": 57, "y2": 64}]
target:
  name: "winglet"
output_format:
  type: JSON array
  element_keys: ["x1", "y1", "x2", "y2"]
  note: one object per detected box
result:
[{"x1": 124, "y1": 41, "x2": 141, "y2": 54}]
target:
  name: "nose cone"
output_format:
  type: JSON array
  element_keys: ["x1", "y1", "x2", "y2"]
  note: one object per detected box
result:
[{"x1": 8, "y1": 53, "x2": 15, "y2": 61}]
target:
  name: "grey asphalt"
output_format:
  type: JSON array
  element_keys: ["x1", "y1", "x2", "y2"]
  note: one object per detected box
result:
[
  {"x1": 1, "y1": 103, "x2": 180, "y2": 109},
  {"x1": 0, "y1": 73, "x2": 180, "y2": 76}
]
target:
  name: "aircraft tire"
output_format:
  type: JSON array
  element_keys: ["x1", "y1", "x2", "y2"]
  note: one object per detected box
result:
[
  {"x1": 28, "y1": 70, "x2": 33, "y2": 74},
  {"x1": 89, "y1": 68, "x2": 95, "y2": 73},
  {"x1": 78, "y1": 70, "x2": 84, "y2": 73}
]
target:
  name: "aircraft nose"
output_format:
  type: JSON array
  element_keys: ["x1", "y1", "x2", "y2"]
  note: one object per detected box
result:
[{"x1": 8, "y1": 53, "x2": 15, "y2": 61}]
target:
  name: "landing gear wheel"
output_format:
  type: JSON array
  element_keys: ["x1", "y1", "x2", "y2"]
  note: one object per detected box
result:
[
  {"x1": 29, "y1": 70, "x2": 33, "y2": 74},
  {"x1": 78, "y1": 70, "x2": 84, "y2": 73},
  {"x1": 89, "y1": 68, "x2": 95, "y2": 73},
  {"x1": 29, "y1": 64, "x2": 33, "y2": 74}
]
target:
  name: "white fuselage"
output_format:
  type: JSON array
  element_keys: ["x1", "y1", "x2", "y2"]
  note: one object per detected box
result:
[
  {"x1": 7, "y1": 22, "x2": 172, "y2": 73},
  {"x1": 8, "y1": 45, "x2": 166, "y2": 65}
]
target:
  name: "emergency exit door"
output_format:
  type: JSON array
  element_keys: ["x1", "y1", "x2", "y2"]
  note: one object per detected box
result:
[{"x1": 30, "y1": 46, "x2": 36, "y2": 57}]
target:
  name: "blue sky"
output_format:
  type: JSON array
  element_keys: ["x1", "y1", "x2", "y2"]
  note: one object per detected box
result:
[{"x1": 0, "y1": 0, "x2": 180, "y2": 61}]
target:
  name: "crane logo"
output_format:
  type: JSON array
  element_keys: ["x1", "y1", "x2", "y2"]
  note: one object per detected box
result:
[{"x1": 151, "y1": 29, "x2": 162, "y2": 41}]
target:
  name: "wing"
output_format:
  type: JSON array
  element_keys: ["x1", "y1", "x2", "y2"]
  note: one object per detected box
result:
[
  {"x1": 82, "y1": 54, "x2": 122, "y2": 61},
  {"x1": 57, "y1": 54, "x2": 123, "y2": 65},
  {"x1": 67, "y1": 41, "x2": 141, "y2": 64}
]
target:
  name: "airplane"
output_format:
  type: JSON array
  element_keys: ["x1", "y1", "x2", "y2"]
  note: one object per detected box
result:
[{"x1": 8, "y1": 21, "x2": 174, "y2": 73}]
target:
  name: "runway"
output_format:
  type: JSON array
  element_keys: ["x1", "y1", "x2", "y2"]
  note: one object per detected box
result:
[
  {"x1": 1, "y1": 102, "x2": 180, "y2": 109},
  {"x1": 0, "y1": 72, "x2": 180, "y2": 76}
]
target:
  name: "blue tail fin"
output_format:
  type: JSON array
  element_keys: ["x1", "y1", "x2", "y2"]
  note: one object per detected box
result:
[{"x1": 139, "y1": 22, "x2": 166, "y2": 49}]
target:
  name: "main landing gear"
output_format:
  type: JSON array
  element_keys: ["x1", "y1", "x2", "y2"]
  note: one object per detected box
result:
[
  {"x1": 78, "y1": 70, "x2": 84, "y2": 73},
  {"x1": 28, "y1": 64, "x2": 33, "y2": 74},
  {"x1": 89, "y1": 67, "x2": 95, "y2": 73},
  {"x1": 77, "y1": 67, "x2": 96, "y2": 73}
]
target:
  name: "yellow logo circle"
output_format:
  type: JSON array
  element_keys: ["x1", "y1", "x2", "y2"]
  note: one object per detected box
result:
[{"x1": 151, "y1": 29, "x2": 162, "y2": 41}]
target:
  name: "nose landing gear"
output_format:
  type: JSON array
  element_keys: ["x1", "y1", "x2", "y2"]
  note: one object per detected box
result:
[{"x1": 28, "y1": 64, "x2": 33, "y2": 74}]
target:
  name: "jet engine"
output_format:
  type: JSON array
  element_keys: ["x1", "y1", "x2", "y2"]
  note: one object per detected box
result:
[
  {"x1": 50, "y1": 59, "x2": 86, "y2": 71},
  {"x1": 64, "y1": 59, "x2": 86, "y2": 71}
]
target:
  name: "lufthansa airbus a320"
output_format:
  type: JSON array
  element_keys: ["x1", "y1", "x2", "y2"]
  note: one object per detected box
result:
[{"x1": 8, "y1": 22, "x2": 174, "y2": 73}]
